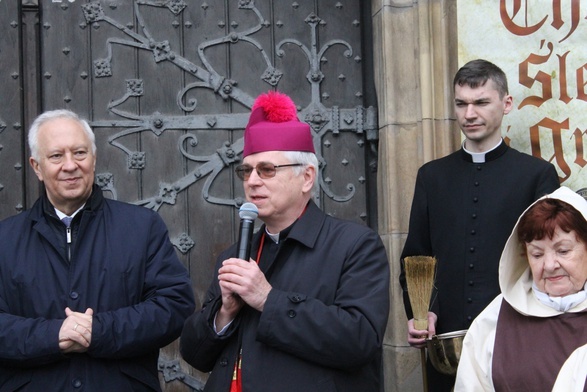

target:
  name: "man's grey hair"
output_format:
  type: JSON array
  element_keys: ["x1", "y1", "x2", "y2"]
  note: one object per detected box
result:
[
  {"x1": 28, "y1": 109, "x2": 96, "y2": 162},
  {"x1": 282, "y1": 151, "x2": 320, "y2": 196}
]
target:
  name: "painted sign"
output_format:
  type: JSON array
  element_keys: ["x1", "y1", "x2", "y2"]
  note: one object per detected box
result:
[{"x1": 458, "y1": 1, "x2": 586, "y2": 193}]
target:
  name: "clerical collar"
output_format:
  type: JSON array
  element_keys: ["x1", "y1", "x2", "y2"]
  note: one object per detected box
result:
[
  {"x1": 265, "y1": 227, "x2": 280, "y2": 244},
  {"x1": 262, "y1": 202, "x2": 309, "y2": 244},
  {"x1": 462, "y1": 139, "x2": 503, "y2": 163},
  {"x1": 532, "y1": 282, "x2": 587, "y2": 312}
]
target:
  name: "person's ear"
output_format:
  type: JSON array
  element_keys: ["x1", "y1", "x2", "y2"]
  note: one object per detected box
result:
[
  {"x1": 302, "y1": 165, "x2": 316, "y2": 194},
  {"x1": 29, "y1": 157, "x2": 44, "y2": 182},
  {"x1": 503, "y1": 94, "x2": 513, "y2": 115}
]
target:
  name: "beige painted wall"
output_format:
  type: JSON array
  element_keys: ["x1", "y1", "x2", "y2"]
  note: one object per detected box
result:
[{"x1": 371, "y1": 0, "x2": 460, "y2": 390}]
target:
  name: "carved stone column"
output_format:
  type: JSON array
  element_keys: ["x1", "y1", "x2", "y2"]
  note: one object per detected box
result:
[{"x1": 371, "y1": 0, "x2": 460, "y2": 390}]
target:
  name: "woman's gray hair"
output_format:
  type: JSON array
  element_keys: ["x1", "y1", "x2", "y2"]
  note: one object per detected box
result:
[
  {"x1": 28, "y1": 109, "x2": 96, "y2": 161},
  {"x1": 282, "y1": 151, "x2": 320, "y2": 196}
]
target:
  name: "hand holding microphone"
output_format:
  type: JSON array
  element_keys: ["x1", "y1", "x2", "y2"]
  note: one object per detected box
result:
[{"x1": 218, "y1": 202, "x2": 271, "y2": 312}]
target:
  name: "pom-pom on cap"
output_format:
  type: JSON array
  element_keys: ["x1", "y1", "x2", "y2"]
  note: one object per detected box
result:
[{"x1": 243, "y1": 91, "x2": 315, "y2": 157}]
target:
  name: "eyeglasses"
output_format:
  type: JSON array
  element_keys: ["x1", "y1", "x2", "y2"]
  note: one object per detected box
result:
[{"x1": 235, "y1": 162, "x2": 305, "y2": 181}]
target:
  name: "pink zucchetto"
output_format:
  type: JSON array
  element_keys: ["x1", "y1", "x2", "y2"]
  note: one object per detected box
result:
[{"x1": 243, "y1": 91, "x2": 315, "y2": 157}]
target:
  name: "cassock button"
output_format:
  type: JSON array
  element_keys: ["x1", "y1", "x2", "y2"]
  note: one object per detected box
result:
[
  {"x1": 469, "y1": 247, "x2": 475, "y2": 253},
  {"x1": 473, "y1": 197, "x2": 479, "y2": 203},
  {"x1": 72, "y1": 379, "x2": 82, "y2": 388},
  {"x1": 70, "y1": 291, "x2": 79, "y2": 300},
  {"x1": 470, "y1": 229, "x2": 476, "y2": 235},
  {"x1": 469, "y1": 280, "x2": 474, "y2": 286},
  {"x1": 467, "y1": 316, "x2": 473, "y2": 321},
  {"x1": 471, "y1": 213, "x2": 477, "y2": 219},
  {"x1": 288, "y1": 310, "x2": 296, "y2": 318},
  {"x1": 467, "y1": 298, "x2": 472, "y2": 303},
  {"x1": 219, "y1": 358, "x2": 228, "y2": 366},
  {"x1": 290, "y1": 295, "x2": 302, "y2": 303},
  {"x1": 469, "y1": 264, "x2": 474, "y2": 269},
  {"x1": 474, "y1": 181, "x2": 480, "y2": 186}
]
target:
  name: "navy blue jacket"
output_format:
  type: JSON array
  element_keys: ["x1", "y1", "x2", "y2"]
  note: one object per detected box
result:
[
  {"x1": 180, "y1": 201, "x2": 390, "y2": 392},
  {"x1": 0, "y1": 185, "x2": 195, "y2": 391}
]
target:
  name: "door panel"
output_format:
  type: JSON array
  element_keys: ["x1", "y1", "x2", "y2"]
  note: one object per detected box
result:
[{"x1": 0, "y1": 0, "x2": 25, "y2": 216}]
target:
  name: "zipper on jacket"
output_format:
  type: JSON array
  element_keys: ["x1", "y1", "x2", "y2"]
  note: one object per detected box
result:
[{"x1": 66, "y1": 227, "x2": 72, "y2": 261}]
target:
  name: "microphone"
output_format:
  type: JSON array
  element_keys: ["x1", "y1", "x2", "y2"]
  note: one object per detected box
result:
[{"x1": 236, "y1": 202, "x2": 258, "y2": 261}]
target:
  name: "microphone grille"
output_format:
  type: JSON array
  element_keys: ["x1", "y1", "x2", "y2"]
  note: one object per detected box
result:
[{"x1": 239, "y1": 202, "x2": 259, "y2": 220}]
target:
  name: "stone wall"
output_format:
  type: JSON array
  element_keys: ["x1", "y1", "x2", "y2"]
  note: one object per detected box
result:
[{"x1": 371, "y1": 0, "x2": 461, "y2": 390}]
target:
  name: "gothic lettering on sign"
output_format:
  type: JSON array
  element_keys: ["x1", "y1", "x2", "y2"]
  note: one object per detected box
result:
[
  {"x1": 500, "y1": 0, "x2": 581, "y2": 43},
  {"x1": 498, "y1": 1, "x2": 586, "y2": 187}
]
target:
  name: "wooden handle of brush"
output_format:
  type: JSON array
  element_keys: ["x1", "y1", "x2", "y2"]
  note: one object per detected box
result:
[{"x1": 421, "y1": 348, "x2": 428, "y2": 392}]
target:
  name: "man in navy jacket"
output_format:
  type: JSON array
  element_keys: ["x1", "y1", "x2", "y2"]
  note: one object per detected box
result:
[
  {"x1": 180, "y1": 91, "x2": 390, "y2": 391},
  {"x1": 0, "y1": 110, "x2": 195, "y2": 391}
]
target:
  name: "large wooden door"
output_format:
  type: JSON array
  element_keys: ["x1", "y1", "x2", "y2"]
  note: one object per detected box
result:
[{"x1": 0, "y1": 1, "x2": 378, "y2": 390}]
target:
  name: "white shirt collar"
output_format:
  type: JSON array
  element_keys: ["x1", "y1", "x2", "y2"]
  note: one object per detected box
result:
[{"x1": 54, "y1": 204, "x2": 85, "y2": 221}]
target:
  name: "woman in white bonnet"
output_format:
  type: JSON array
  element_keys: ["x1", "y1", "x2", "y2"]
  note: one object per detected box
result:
[{"x1": 455, "y1": 186, "x2": 587, "y2": 391}]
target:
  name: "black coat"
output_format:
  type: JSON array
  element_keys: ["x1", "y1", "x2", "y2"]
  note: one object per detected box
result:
[
  {"x1": 180, "y1": 201, "x2": 390, "y2": 392},
  {"x1": 400, "y1": 142, "x2": 560, "y2": 333}
]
